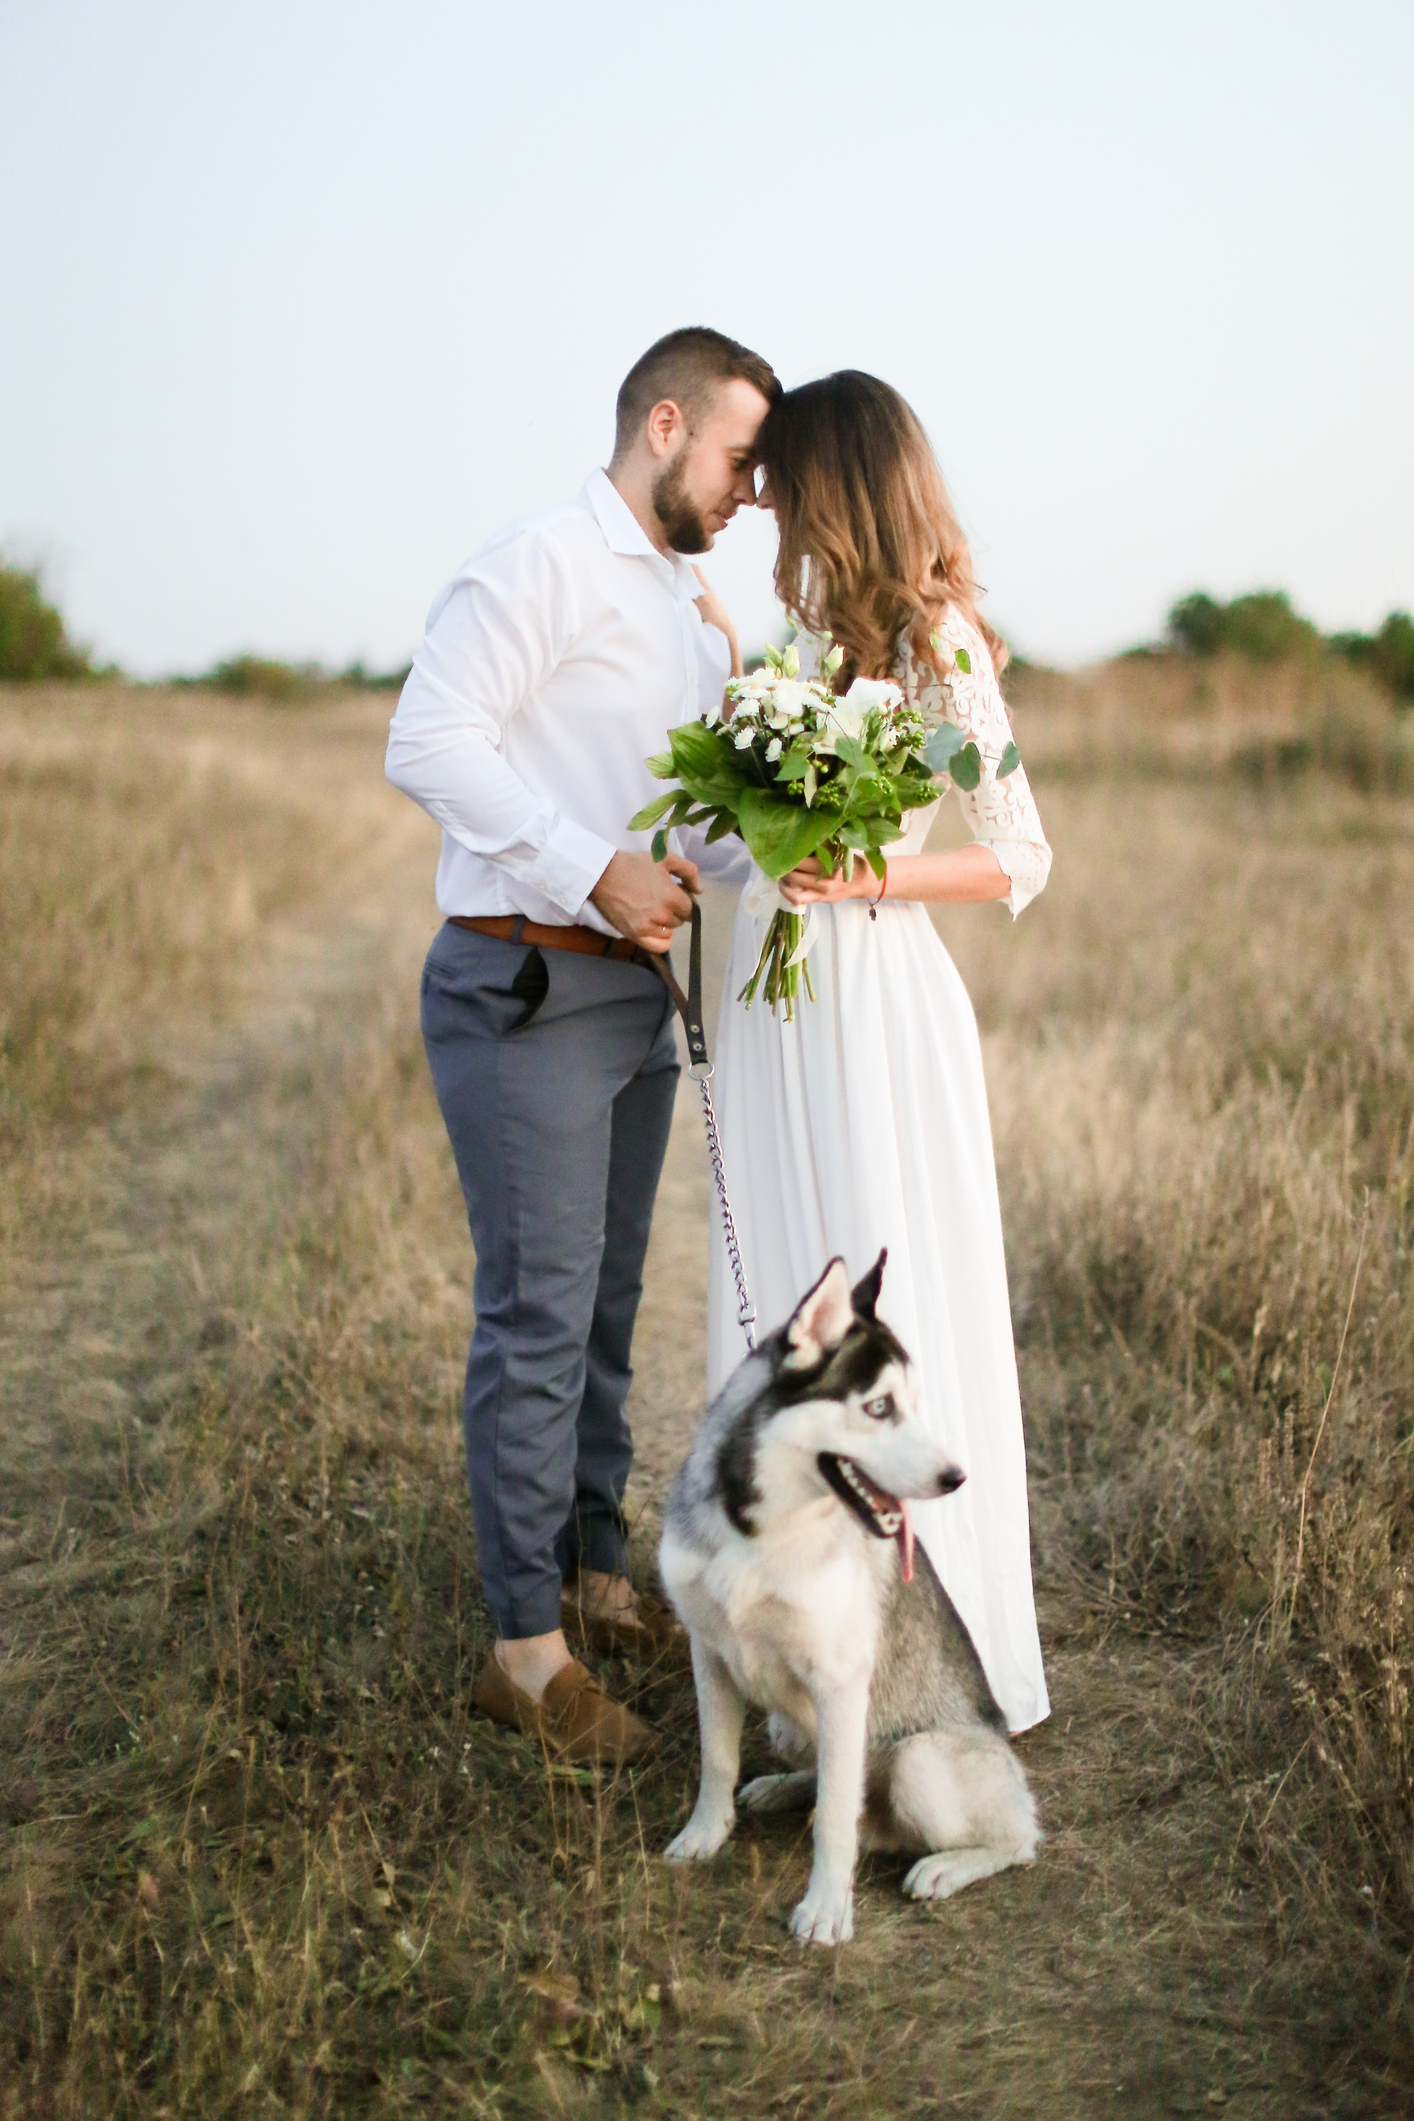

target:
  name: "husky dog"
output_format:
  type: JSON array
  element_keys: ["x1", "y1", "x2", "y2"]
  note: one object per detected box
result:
[{"x1": 658, "y1": 1253, "x2": 1039, "y2": 1946}]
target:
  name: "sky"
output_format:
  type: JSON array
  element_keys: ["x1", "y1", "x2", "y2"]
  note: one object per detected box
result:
[{"x1": 2, "y1": 0, "x2": 1411, "y2": 675}]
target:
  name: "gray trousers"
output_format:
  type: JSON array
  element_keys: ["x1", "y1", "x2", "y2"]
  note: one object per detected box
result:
[{"x1": 420, "y1": 921, "x2": 679, "y2": 1640}]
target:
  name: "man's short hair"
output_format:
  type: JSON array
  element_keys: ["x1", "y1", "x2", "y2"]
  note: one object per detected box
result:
[{"x1": 613, "y1": 327, "x2": 779, "y2": 456}]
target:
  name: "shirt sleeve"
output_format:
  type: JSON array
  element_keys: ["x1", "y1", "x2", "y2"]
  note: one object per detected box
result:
[
  {"x1": 384, "y1": 527, "x2": 616, "y2": 920},
  {"x1": 901, "y1": 613, "x2": 1052, "y2": 919}
]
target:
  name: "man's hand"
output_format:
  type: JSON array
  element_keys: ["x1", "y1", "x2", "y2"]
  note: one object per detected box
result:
[{"x1": 590, "y1": 849, "x2": 699, "y2": 953}]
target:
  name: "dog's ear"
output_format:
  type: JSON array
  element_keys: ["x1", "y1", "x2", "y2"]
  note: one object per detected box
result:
[
  {"x1": 783, "y1": 1258, "x2": 854, "y2": 1369},
  {"x1": 851, "y1": 1248, "x2": 887, "y2": 1321}
]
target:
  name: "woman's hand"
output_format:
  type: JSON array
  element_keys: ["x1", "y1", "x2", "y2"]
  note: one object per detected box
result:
[
  {"x1": 692, "y1": 567, "x2": 743, "y2": 677},
  {"x1": 778, "y1": 855, "x2": 881, "y2": 907}
]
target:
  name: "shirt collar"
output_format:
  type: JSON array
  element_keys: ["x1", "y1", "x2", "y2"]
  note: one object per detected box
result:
[{"x1": 582, "y1": 468, "x2": 702, "y2": 601}]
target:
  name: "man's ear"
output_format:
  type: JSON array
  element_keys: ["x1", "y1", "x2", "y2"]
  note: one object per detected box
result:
[
  {"x1": 645, "y1": 397, "x2": 686, "y2": 459},
  {"x1": 851, "y1": 1248, "x2": 887, "y2": 1321},
  {"x1": 783, "y1": 1258, "x2": 853, "y2": 1370}
]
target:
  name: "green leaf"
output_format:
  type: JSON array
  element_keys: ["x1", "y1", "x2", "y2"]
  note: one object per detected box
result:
[
  {"x1": 736, "y1": 788, "x2": 836, "y2": 880},
  {"x1": 922, "y1": 721, "x2": 968, "y2": 775},
  {"x1": 834, "y1": 735, "x2": 868, "y2": 771},
  {"x1": 669, "y1": 719, "x2": 749, "y2": 796},
  {"x1": 704, "y1": 809, "x2": 738, "y2": 843},
  {"x1": 774, "y1": 745, "x2": 811, "y2": 782},
  {"x1": 650, "y1": 828, "x2": 668, "y2": 862},
  {"x1": 997, "y1": 740, "x2": 1022, "y2": 779},
  {"x1": 627, "y1": 788, "x2": 680, "y2": 832},
  {"x1": 645, "y1": 750, "x2": 676, "y2": 780},
  {"x1": 955, "y1": 647, "x2": 972, "y2": 673},
  {"x1": 949, "y1": 741, "x2": 982, "y2": 791}
]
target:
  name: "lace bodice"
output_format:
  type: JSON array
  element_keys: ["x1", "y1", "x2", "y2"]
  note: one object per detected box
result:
[{"x1": 794, "y1": 615, "x2": 1051, "y2": 917}]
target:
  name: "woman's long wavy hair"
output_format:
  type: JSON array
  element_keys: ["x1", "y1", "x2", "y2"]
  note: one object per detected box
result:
[{"x1": 755, "y1": 371, "x2": 1007, "y2": 685}]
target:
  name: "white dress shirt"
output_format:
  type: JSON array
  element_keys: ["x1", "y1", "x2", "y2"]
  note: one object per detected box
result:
[{"x1": 385, "y1": 468, "x2": 739, "y2": 937}]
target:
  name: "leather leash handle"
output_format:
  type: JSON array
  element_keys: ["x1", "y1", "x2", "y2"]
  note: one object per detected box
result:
[{"x1": 644, "y1": 897, "x2": 708, "y2": 1070}]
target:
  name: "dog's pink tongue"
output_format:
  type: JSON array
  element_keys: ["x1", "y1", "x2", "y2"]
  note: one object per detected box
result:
[{"x1": 898, "y1": 1498, "x2": 914, "y2": 1583}]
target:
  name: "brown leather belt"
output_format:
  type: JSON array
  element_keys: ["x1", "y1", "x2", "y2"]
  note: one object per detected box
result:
[
  {"x1": 448, "y1": 906, "x2": 709, "y2": 1071},
  {"x1": 449, "y1": 914, "x2": 642, "y2": 962}
]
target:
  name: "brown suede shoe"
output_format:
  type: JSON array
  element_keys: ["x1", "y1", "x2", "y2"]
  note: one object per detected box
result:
[
  {"x1": 560, "y1": 1580, "x2": 691, "y2": 1666},
  {"x1": 473, "y1": 1653, "x2": 657, "y2": 1766}
]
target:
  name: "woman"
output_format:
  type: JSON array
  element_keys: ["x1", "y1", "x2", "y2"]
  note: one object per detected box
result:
[{"x1": 706, "y1": 371, "x2": 1051, "y2": 1732}]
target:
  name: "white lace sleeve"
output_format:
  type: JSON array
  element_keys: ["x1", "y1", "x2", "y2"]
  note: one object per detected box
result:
[{"x1": 897, "y1": 611, "x2": 1051, "y2": 918}]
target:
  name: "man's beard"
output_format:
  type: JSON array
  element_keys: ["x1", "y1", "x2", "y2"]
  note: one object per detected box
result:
[{"x1": 652, "y1": 453, "x2": 713, "y2": 555}]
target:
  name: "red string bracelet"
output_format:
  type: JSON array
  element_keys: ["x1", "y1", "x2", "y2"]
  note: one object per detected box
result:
[{"x1": 868, "y1": 864, "x2": 888, "y2": 921}]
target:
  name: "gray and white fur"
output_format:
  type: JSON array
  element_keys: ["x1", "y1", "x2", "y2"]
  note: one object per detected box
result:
[{"x1": 659, "y1": 1253, "x2": 1040, "y2": 1946}]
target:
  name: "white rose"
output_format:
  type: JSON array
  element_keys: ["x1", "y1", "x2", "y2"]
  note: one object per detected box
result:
[
  {"x1": 817, "y1": 701, "x2": 864, "y2": 753},
  {"x1": 772, "y1": 678, "x2": 814, "y2": 719},
  {"x1": 841, "y1": 677, "x2": 903, "y2": 716}
]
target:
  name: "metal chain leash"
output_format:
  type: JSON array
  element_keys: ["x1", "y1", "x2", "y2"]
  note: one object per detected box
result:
[
  {"x1": 648, "y1": 898, "x2": 758, "y2": 1352},
  {"x1": 692, "y1": 1061, "x2": 757, "y2": 1351}
]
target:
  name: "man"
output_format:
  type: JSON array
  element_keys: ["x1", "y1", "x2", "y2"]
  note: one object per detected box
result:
[{"x1": 385, "y1": 327, "x2": 777, "y2": 1763}]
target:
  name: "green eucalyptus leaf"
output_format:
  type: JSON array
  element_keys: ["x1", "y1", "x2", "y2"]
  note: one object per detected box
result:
[
  {"x1": 627, "y1": 789, "x2": 679, "y2": 831},
  {"x1": 949, "y1": 741, "x2": 983, "y2": 791},
  {"x1": 997, "y1": 740, "x2": 1022, "y2": 779},
  {"x1": 922, "y1": 721, "x2": 967, "y2": 775}
]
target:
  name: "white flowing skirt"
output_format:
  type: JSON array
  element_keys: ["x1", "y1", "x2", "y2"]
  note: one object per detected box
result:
[{"x1": 705, "y1": 891, "x2": 1050, "y2": 1733}]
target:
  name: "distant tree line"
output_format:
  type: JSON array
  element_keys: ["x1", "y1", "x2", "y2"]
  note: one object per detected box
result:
[
  {"x1": 1162, "y1": 588, "x2": 1414, "y2": 702},
  {"x1": 0, "y1": 561, "x2": 410, "y2": 693},
  {"x1": 171, "y1": 654, "x2": 412, "y2": 699},
  {"x1": 4, "y1": 556, "x2": 1410, "y2": 705}
]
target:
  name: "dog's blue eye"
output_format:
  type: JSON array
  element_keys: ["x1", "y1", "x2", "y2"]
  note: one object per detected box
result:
[{"x1": 863, "y1": 1394, "x2": 892, "y2": 1421}]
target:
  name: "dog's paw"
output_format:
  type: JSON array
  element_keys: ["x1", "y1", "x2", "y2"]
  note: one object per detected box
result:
[
  {"x1": 738, "y1": 1772, "x2": 814, "y2": 1816},
  {"x1": 903, "y1": 1848, "x2": 1007, "y2": 1901},
  {"x1": 663, "y1": 1811, "x2": 733, "y2": 1863},
  {"x1": 789, "y1": 1884, "x2": 854, "y2": 1947}
]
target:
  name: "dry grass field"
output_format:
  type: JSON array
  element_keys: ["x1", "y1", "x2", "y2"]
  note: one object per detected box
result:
[{"x1": 1, "y1": 670, "x2": 1412, "y2": 2118}]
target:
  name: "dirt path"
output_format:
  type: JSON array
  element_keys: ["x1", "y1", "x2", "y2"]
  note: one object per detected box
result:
[
  {"x1": 0, "y1": 800, "x2": 437, "y2": 1528},
  {"x1": 1, "y1": 836, "x2": 1390, "y2": 2118}
]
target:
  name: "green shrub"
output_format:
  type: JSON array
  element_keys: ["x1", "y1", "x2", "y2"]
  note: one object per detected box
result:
[
  {"x1": 203, "y1": 654, "x2": 322, "y2": 701},
  {"x1": 1330, "y1": 610, "x2": 1414, "y2": 703},
  {"x1": 338, "y1": 658, "x2": 412, "y2": 692},
  {"x1": 198, "y1": 655, "x2": 411, "y2": 699},
  {"x1": 0, "y1": 563, "x2": 90, "y2": 681},
  {"x1": 1169, "y1": 588, "x2": 1320, "y2": 662}
]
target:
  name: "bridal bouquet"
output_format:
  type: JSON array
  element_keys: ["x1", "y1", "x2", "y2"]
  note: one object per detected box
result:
[{"x1": 629, "y1": 637, "x2": 1020, "y2": 1016}]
